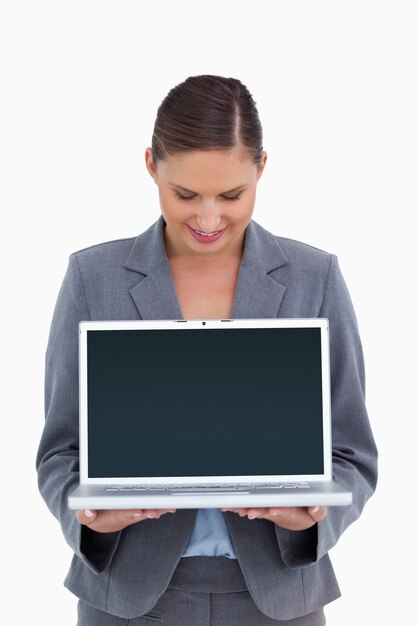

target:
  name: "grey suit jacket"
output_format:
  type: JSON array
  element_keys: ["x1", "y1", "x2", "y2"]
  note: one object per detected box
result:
[{"x1": 36, "y1": 215, "x2": 378, "y2": 621}]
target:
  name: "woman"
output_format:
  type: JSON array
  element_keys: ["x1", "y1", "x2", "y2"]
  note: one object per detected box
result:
[{"x1": 36, "y1": 75, "x2": 378, "y2": 625}]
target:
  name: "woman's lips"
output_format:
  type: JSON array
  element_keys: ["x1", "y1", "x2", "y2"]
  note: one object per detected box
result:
[{"x1": 186, "y1": 224, "x2": 226, "y2": 243}]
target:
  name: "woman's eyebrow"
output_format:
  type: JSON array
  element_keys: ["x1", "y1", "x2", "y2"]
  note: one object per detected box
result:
[{"x1": 168, "y1": 182, "x2": 248, "y2": 195}]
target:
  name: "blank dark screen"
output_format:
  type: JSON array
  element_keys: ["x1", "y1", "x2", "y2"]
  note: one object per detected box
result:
[{"x1": 87, "y1": 327, "x2": 324, "y2": 477}]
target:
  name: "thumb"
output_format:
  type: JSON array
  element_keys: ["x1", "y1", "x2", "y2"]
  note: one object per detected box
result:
[{"x1": 76, "y1": 509, "x2": 98, "y2": 525}]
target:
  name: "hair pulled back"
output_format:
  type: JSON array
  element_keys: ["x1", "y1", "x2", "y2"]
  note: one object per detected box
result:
[{"x1": 151, "y1": 75, "x2": 263, "y2": 167}]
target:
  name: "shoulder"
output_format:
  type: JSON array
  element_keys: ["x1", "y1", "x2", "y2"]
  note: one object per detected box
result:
[
  {"x1": 65, "y1": 237, "x2": 139, "y2": 300},
  {"x1": 273, "y1": 234, "x2": 335, "y2": 286},
  {"x1": 275, "y1": 234, "x2": 332, "y2": 265},
  {"x1": 68, "y1": 217, "x2": 164, "y2": 277},
  {"x1": 69, "y1": 236, "x2": 137, "y2": 268}
]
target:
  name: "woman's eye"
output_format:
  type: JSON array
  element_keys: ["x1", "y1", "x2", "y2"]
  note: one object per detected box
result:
[
  {"x1": 174, "y1": 192, "x2": 195, "y2": 201},
  {"x1": 223, "y1": 195, "x2": 241, "y2": 201}
]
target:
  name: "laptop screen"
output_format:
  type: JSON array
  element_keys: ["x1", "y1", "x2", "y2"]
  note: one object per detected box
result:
[{"x1": 85, "y1": 326, "x2": 325, "y2": 479}]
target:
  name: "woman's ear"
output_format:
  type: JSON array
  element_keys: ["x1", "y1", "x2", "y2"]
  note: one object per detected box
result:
[
  {"x1": 145, "y1": 147, "x2": 157, "y2": 182},
  {"x1": 257, "y1": 151, "x2": 268, "y2": 181}
]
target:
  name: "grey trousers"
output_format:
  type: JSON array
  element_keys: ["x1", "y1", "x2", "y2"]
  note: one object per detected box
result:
[{"x1": 77, "y1": 556, "x2": 326, "y2": 626}]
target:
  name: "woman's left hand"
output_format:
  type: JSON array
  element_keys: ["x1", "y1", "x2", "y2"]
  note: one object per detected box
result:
[{"x1": 220, "y1": 506, "x2": 327, "y2": 531}]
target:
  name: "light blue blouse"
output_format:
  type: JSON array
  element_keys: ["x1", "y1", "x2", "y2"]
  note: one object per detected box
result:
[{"x1": 182, "y1": 508, "x2": 237, "y2": 558}]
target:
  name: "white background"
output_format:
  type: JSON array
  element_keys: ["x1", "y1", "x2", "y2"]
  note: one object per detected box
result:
[{"x1": 1, "y1": 1, "x2": 416, "y2": 623}]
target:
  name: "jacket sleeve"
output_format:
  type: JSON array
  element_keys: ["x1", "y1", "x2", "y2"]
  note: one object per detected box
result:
[
  {"x1": 275, "y1": 254, "x2": 378, "y2": 566},
  {"x1": 36, "y1": 254, "x2": 121, "y2": 574}
]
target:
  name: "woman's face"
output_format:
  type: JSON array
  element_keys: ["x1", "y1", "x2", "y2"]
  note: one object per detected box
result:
[{"x1": 145, "y1": 147, "x2": 267, "y2": 260}]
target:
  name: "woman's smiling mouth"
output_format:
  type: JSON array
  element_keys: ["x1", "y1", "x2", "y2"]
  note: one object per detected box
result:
[{"x1": 186, "y1": 224, "x2": 226, "y2": 243}]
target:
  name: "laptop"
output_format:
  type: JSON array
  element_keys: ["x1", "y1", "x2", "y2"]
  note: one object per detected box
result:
[{"x1": 68, "y1": 318, "x2": 352, "y2": 510}]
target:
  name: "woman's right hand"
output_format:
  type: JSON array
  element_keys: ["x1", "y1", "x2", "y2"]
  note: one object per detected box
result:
[{"x1": 76, "y1": 508, "x2": 176, "y2": 533}]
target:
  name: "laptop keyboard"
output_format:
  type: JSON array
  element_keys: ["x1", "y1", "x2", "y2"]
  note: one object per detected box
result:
[{"x1": 105, "y1": 482, "x2": 312, "y2": 492}]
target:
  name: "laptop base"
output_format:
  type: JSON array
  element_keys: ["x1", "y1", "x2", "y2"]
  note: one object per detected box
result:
[{"x1": 68, "y1": 482, "x2": 352, "y2": 509}]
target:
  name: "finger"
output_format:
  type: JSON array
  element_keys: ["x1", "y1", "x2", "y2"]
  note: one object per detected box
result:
[
  {"x1": 76, "y1": 509, "x2": 97, "y2": 525},
  {"x1": 76, "y1": 509, "x2": 144, "y2": 532},
  {"x1": 307, "y1": 505, "x2": 327, "y2": 522},
  {"x1": 246, "y1": 508, "x2": 265, "y2": 519},
  {"x1": 268, "y1": 507, "x2": 292, "y2": 518},
  {"x1": 138, "y1": 509, "x2": 177, "y2": 519},
  {"x1": 221, "y1": 508, "x2": 249, "y2": 516},
  {"x1": 102, "y1": 509, "x2": 173, "y2": 530},
  {"x1": 266, "y1": 506, "x2": 317, "y2": 531}
]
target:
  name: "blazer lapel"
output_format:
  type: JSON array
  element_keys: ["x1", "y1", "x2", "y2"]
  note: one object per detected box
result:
[
  {"x1": 124, "y1": 215, "x2": 289, "y2": 321},
  {"x1": 124, "y1": 216, "x2": 183, "y2": 320},
  {"x1": 128, "y1": 264, "x2": 183, "y2": 320},
  {"x1": 231, "y1": 219, "x2": 288, "y2": 319}
]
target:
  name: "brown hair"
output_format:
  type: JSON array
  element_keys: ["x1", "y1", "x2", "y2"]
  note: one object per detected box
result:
[{"x1": 151, "y1": 75, "x2": 264, "y2": 168}]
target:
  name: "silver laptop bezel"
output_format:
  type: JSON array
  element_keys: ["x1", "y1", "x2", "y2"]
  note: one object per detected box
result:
[{"x1": 78, "y1": 318, "x2": 332, "y2": 485}]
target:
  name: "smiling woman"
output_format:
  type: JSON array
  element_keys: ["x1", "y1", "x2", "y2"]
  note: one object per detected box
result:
[{"x1": 36, "y1": 74, "x2": 377, "y2": 626}]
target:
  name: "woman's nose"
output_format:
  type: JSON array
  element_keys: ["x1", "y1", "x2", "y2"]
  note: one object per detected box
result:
[{"x1": 195, "y1": 200, "x2": 222, "y2": 232}]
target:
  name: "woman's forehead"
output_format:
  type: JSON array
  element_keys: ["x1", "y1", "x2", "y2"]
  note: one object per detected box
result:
[{"x1": 158, "y1": 149, "x2": 257, "y2": 184}]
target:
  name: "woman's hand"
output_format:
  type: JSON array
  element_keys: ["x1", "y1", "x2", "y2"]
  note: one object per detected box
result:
[
  {"x1": 76, "y1": 508, "x2": 176, "y2": 533},
  {"x1": 220, "y1": 506, "x2": 327, "y2": 531}
]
